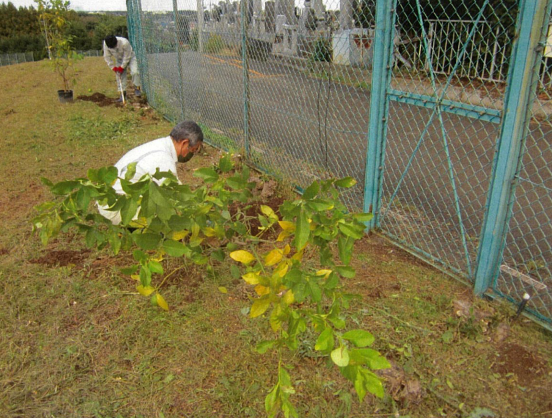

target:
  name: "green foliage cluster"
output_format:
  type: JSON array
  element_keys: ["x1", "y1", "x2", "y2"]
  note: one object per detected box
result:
[
  {"x1": 309, "y1": 37, "x2": 332, "y2": 63},
  {"x1": 0, "y1": 1, "x2": 127, "y2": 59},
  {"x1": 32, "y1": 153, "x2": 389, "y2": 417},
  {"x1": 36, "y1": 0, "x2": 83, "y2": 90},
  {"x1": 205, "y1": 33, "x2": 225, "y2": 54}
]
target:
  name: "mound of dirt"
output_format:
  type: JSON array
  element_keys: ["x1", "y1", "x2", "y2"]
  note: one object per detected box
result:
[{"x1": 76, "y1": 91, "x2": 148, "y2": 109}]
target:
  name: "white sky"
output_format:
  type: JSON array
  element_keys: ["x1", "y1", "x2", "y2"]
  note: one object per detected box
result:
[{"x1": 4, "y1": 0, "x2": 323, "y2": 13}]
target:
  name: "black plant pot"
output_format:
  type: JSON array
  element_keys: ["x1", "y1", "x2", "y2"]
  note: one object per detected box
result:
[{"x1": 58, "y1": 89, "x2": 74, "y2": 104}]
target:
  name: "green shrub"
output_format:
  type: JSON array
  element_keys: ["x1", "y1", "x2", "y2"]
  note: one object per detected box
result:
[
  {"x1": 310, "y1": 37, "x2": 332, "y2": 63},
  {"x1": 205, "y1": 34, "x2": 225, "y2": 54}
]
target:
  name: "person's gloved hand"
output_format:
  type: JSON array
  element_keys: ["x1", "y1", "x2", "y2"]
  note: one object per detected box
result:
[{"x1": 112, "y1": 66, "x2": 124, "y2": 74}]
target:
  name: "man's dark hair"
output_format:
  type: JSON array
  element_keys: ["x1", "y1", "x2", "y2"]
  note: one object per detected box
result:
[
  {"x1": 170, "y1": 121, "x2": 204, "y2": 146},
  {"x1": 104, "y1": 35, "x2": 118, "y2": 48}
]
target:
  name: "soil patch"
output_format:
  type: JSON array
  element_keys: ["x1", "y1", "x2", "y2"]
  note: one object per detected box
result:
[
  {"x1": 77, "y1": 92, "x2": 149, "y2": 109},
  {"x1": 30, "y1": 249, "x2": 91, "y2": 267},
  {"x1": 492, "y1": 342, "x2": 549, "y2": 387}
]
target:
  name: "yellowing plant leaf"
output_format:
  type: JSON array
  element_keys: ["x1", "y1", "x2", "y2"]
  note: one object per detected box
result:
[
  {"x1": 169, "y1": 230, "x2": 189, "y2": 240},
  {"x1": 283, "y1": 290, "x2": 295, "y2": 305},
  {"x1": 131, "y1": 274, "x2": 140, "y2": 281},
  {"x1": 283, "y1": 244, "x2": 291, "y2": 255},
  {"x1": 218, "y1": 286, "x2": 228, "y2": 294},
  {"x1": 156, "y1": 293, "x2": 169, "y2": 311},
  {"x1": 273, "y1": 262, "x2": 289, "y2": 278},
  {"x1": 230, "y1": 250, "x2": 256, "y2": 265},
  {"x1": 255, "y1": 285, "x2": 270, "y2": 296},
  {"x1": 137, "y1": 285, "x2": 155, "y2": 296},
  {"x1": 291, "y1": 249, "x2": 304, "y2": 261},
  {"x1": 242, "y1": 272, "x2": 260, "y2": 285},
  {"x1": 277, "y1": 231, "x2": 290, "y2": 242},
  {"x1": 265, "y1": 249, "x2": 283, "y2": 266},
  {"x1": 250, "y1": 297, "x2": 270, "y2": 318},
  {"x1": 278, "y1": 221, "x2": 296, "y2": 232},
  {"x1": 316, "y1": 269, "x2": 332, "y2": 278},
  {"x1": 261, "y1": 205, "x2": 278, "y2": 220},
  {"x1": 203, "y1": 227, "x2": 216, "y2": 237}
]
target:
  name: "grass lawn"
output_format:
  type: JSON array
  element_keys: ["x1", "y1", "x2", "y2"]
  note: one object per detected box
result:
[{"x1": 0, "y1": 57, "x2": 551, "y2": 418}]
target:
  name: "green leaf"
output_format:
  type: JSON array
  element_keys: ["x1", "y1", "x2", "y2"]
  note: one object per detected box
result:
[
  {"x1": 338, "y1": 221, "x2": 365, "y2": 240},
  {"x1": 230, "y1": 264, "x2": 241, "y2": 279},
  {"x1": 331, "y1": 346, "x2": 350, "y2": 367},
  {"x1": 210, "y1": 249, "x2": 225, "y2": 262},
  {"x1": 133, "y1": 233, "x2": 162, "y2": 250},
  {"x1": 256, "y1": 340, "x2": 278, "y2": 354},
  {"x1": 353, "y1": 212, "x2": 373, "y2": 223},
  {"x1": 193, "y1": 167, "x2": 219, "y2": 183},
  {"x1": 51, "y1": 180, "x2": 80, "y2": 195},
  {"x1": 342, "y1": 330, "x2": 375, "y2": 347},
  {"x1": 307, "y1": 280, "x2": 322, "y2": 303},
  {"x1": 335, "y1": 177, "x2": 357, "y2": 188},
  {"x1": 335, "y1": 265, "x2": 356, "y2": 278},
  {"x1": 294, "y1": 208, "x2": 310, "y2": 250},
  {"x1": 442, "y1": 330, "x2": 454, "y2": 344},
  {"x1": 40, "y1": 177, "x2": 54, "y2": 187},
  {"x1": 124, "y1": 162, "x2": 137, "y2": 180},
  {"x1": 163, "y1": 240, "x2": 187, "y2": 257},
  {"x1": 338, "y1": 235, "x2": 354, "y2": 265},
  {"x1": 307, "y1": 199, "x2": 334, "y2": 212},
  {"x1": 148, "y1": 260, "x2": 164, "y2": 274},
  {"x1": 98, "y1": 166, "x2": 118, "y2": 185},
  {"x1": 302, "y1": 181, "x2": 319, "y2": 200},
  {"x1": 218, "y1": 153, "x2": 233, "y2": 173},
  {"x1": 168, "y1": 215, "x2": 191, "y2": 231},
  {"x1": 314, "y1": 327, "x2": 334, "y2": 352},
  {"x1": 120, "y1": 197, "x2": 139, "y2": 225},
  {"x1": 265, "y1": 384, "x2": 280, "y2": 417}
]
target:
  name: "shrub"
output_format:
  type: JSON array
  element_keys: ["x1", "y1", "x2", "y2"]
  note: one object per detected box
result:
[{"x1": 205, "y1": 34, "x2": 225, "y2": 54}]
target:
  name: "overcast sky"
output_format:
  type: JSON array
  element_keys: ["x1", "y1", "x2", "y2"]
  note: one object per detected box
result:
[{"x1": 1, "y1": 0, "x2": 200, "y2": 11}]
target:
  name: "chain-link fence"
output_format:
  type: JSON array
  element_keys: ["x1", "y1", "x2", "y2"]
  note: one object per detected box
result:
[
  {"x1": 0, "y1": 50, "x2": 102, "y2": 67},
  {"x1": 126, "y1": 0, "x2": 552, "y2": 329},
  {"x1": 0, "y1": 52, "x2": 35, "y2": 66}
]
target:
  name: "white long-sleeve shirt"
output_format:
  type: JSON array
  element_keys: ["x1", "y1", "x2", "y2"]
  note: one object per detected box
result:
[
  {"x1": 98, "y1": 136, "x2": 179, "y2": 224},
  {"x1": 103, "y1": 36, "x2": 136, "y2": 69}
]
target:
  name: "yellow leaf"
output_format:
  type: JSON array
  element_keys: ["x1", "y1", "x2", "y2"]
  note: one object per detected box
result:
[
  {"x1": 278, "y1": 221, "x2": 296, "y2": 232},
  {"x1": 137, "y1": 285, "x2": 155, "y2": 296},
  {"x1": 169, "y1": 230, "x2": 189, "y2": 240},
  {"x1": 261, "y1": 205, "x2": 278, "y2": 220},
  {"x1": 242, "y1": 272, "x2": 260, "y2": 285},
  {"x1": 203, "y1": 227, "x2": 216, "y2": 237},
  {"x1": 276, "y1": 231, "x2": 289, "y2": 242},
  {"x1": 291, "y1": 249, "x2": 305, "y2": 261},
  {"x1": 283, "y1": 244, "x2": 291, "y2": 255},
  {"x1": 283, "y1": 290, "x2": 295, "y2": 305},
  {"x1": 230, "y1": 250, "x2": 256, "y2": 265},
  {"x1": 265, "y1": 249, "x2": 283, "y2": 266},
  {"x1": 250, "y1": 297, "x2": 270, "y2": 318},
  {"x1": 156, "y1": 293, "x2": 169, "y2": 311},
  {"x1": 131, "y1": 274, "x2": 140, "y2": 281},
  {"x1": 218, "y1": 286, "x2": 228, "y2": 294},
  {"x1": 255, "y1": 285, "x2": 270, "y2": 296},
  {"x1": 273, "y1": 262, "x2": 289, "y2": 278},
  {"x1": 316, "y1": 269, "x2": 332, "y2": 279}
]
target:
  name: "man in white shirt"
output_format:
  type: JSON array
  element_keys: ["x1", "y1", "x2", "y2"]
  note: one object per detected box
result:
[
  {"x1": 103, "y1": 35, "x2": 142, "y2": 100},
  {"x1": 97, "y1": 121, "x2": 204, "y2": 225}
]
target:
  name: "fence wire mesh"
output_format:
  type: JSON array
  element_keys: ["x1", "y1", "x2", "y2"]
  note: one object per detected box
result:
[{"x1": 126, "y1": 0, "x2": 552, "y2": 328}]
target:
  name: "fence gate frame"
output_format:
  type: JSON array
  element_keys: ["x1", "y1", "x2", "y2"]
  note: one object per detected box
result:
[{"x1": 364, "y1": 0, "x2": 550, "y2": 305}]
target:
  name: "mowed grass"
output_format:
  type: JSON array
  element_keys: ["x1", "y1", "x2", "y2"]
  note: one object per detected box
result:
[{"x1": 0, "y1": 57, "x2": 551, "y2": 418}]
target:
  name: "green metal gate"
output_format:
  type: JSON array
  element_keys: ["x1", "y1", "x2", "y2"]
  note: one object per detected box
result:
[{"x1": 365, "y1": 0, "x2": 552, "y2": 327}]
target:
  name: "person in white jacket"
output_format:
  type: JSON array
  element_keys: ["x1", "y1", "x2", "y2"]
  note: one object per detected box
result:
[
  {"x1": 103, "y1": 35, "x2": 142, "y2": 100},
  {"x1": 97, "y1": 121, "x2": 204, "y2": 225}
]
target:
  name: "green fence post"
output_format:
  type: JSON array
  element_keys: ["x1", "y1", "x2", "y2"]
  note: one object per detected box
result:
[
  {"x1": 241, "y1": 0, "x2": 250, "y2": 156},
  {"x1": 474, "y1": 0, "x2": 549, "y2": 294},
  {"x1": 363, "y1": 0, "x2": 395, "y2": 228}
]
